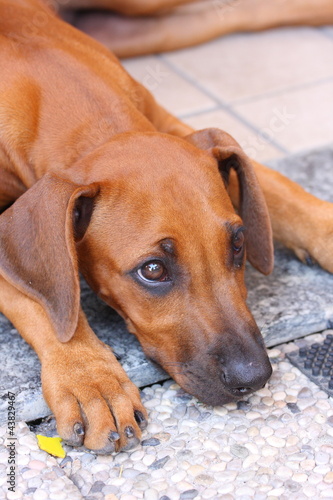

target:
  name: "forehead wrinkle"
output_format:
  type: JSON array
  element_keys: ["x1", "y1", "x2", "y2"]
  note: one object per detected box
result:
[{"x1": 160, "y1": 239, "x2": 176, "y2": 256}]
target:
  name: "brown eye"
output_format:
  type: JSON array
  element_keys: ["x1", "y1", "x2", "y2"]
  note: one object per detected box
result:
[
  {"x1": 233, "y1": 229, "x2": 245, "y2": 255},
  {"x1": 138, "y1": 260, "x2": 169, "y2": 282}
]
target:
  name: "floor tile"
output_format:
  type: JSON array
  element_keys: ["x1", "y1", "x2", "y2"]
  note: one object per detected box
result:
[
  {"x1": 122, "y1": 55, "x2": 216, "y2": 116},
  {"x1": 234, "y1": 80, "x2": 333, "y2": 152},
  {"x1": 184, "y1": 108, "x2": 283, "y2": 162},
  {"x1": 163, "y1": 28, "x2": 333, "y2": 104}
]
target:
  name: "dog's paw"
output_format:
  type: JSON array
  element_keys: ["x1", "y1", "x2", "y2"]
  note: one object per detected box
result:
[
  {"x1": 41, "y1": 340, "x2": 148, "y2": 454},
  {"x1": 292, "y1": 200, "x2": 333, "y2": 274}
]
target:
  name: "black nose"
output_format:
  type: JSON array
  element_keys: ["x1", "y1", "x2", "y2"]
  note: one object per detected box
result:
[{"x1": 221, "y1": 355, "x2": 272, "y2": 398}]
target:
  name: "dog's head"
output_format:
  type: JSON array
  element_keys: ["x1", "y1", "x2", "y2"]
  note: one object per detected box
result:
[{"x1": 0, "y1": 128, "x2": 273, "y2": 405}]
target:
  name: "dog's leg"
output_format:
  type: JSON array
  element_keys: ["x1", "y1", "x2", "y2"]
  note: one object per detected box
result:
[
  {"x1": 73, "y1": 0, "x2": 333, "y2": 57},
  {"x1": 0, "y1": 274, "x2": 147, "y2": 453}
]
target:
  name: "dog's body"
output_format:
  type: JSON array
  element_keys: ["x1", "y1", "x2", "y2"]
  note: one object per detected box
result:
[
  {"x1": 51, "y1": 0, "x2": 333, "y2": 57},
  {"x1": 1, "y1": 0, "x2": 333, "y2": 453}
]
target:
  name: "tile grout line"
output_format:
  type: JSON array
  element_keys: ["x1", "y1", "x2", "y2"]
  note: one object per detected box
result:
[
  {"x1": 179, "y1": 104, "x2": 289, "y2": 156},
  {"x1": 158, "y1": 55, "x2": 289, "y2": 154},
  {"x1": 230, "y1": 76, "x2": 333, "y2": 107},
  {"x1": 159, "y1": 53, "x2": 229, "y2": 107},
  {"x1": 317, "y1": 26, "x2": 333, "y2": 42},
  {"x1": 177, "y1": 105, "x2": 221, "y2": 120},
  {"x1": 185, "y1": 105, "x2": 289, "y2": 155},
  {"x1": 162, "y1": 52, "x2": 333, "y2": 108},
  {"x1": 159, "y1": 53, "x2": 333, "y2": 109},
  {"x1": 177, "y1": 103, "x2": 221, "y2": 118}
]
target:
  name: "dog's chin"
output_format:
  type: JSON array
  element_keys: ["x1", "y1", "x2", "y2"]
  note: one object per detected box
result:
[
  {"x1": 147, "y1": 357, "x2": 250, "y2": 407},
  {"x1": 173, "y1": 374, "x2": 243, "y2": 407}
]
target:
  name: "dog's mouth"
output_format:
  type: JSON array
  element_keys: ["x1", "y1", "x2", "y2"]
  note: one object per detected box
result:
[
  {"x1": 150, "y1": 350, "x2": 272, "y2": 407},
  {"x1": 128, "y1": 317, "x2": 272, "y2": 407},
  {"x1": 173, "y1": 370, "x2": 271, "y2": 407}
]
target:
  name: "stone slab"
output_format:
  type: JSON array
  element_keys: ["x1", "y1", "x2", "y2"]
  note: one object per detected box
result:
[
  {"x1": 247, "y1": 145, "x2": 333, "y2": 345},
  {"x1": 1, "y1": 145, "x2": 333, "y2": 423}
]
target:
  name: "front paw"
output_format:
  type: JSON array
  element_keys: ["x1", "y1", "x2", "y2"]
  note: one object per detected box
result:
[{"x1": 41, "y1": 340, "x2": 148, "y2": 454}]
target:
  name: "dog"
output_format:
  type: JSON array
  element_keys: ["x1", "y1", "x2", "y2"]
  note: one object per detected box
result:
[
  {"x1": 1, "y1": 0, "x2": 333, "y2": 454},
  {"x1": 49, "y1": 0, "x2": 333, "y2": 58}
]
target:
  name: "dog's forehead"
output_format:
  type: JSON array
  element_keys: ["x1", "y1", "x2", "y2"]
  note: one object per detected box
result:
[
  {"x1": 87, "y1": 132, "x2": 241, "y2": 260},
  {"x1": 92, "y1": 132, "x2": 231, "y2": 200},
  {"x1": 87, "y1": 132, "x2": 218, "y2": 180},
  {"x1": 94, "y1": 153, "x2": 241, "y2": 264},
  {"x1": 98, "y1": 142, "x2": 235, "y2": 224}
]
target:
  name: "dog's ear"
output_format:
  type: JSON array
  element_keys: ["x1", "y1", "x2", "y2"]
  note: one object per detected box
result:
[
  {"x1": 186, "y1": 128, "x2": 274, "y2": 275},
  {"x1": 0, "y1": 173, "x2": 99, "y2": 342}
]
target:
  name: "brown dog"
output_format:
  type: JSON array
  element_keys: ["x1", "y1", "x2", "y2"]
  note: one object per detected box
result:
[
  {"x1": 49, "y1": 0, "x2": 333, "y2": 57},
  {"x1": 1, "y1": 0, "x2": 333, "y2": 454}
]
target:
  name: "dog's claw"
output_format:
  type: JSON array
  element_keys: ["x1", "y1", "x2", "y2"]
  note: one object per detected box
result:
[
  {"x1": 134, "y1": 410, "x2": 148, "y2": 429},
  {"x1": 120, "y1": 425, "x2": 140, "y2": 450},
  {"x1": 63, "y1": 422, "x2": 85, "y2": 447},
  {"x1": 294, "y1": 248, "x2": 316, "y2": 268},
  {"x1": 108, "y1": 431, "x2": 120, "y2": 442},
  {"x1": 124, "y1": 426, "x2": 135, "y2": 438},
  {"x1": 305, "y1": 255, "x2": 314, "y2": 266},
  {"x1": 74, "y1": 422, "x2": 85, "y2": 436}
]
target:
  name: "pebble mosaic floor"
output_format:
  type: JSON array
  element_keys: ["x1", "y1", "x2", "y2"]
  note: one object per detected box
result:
[{"x1": 1, "y1": 331, "x2": 333, "y2": 500}]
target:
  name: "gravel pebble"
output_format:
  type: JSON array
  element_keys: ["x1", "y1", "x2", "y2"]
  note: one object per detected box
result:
[
  {"x1": 324, "y1": 472, "x2": 333, "y2": 484},
  {"x1": 33, "y1": 491, "x2": 49, "y2": 500},
  {"x1": 315, "y1": 451, "x2": 330, "y2": 465},
  {"x1": 2, "y1": 333, "x2": 333, "y2": 500},
  {"x1": 148, "y1": 456, "x2": 170, "y2": 470},
  {"x1": 144, "y1": 488, "x2": 159, "y2": 500},
  {"x1": 141, "y1": 438, "x2": 160, "y2": 447},
  {"x1": 230, "y1": 444, "x2": 249, "y2": 459},
  {"x1": 179, "y1": 489, "x2": 199, "y2": 499},
  {"x1": 267, "y1": 436, "x2": 286, "y2": 448},
  {"x1": 298, "y1": 387, "x2": 312, "y2": 398}
]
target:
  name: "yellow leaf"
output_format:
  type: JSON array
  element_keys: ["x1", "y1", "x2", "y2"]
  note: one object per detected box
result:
[{"x1": 36, "y1": 435, "x2": 66, "y2": 458}]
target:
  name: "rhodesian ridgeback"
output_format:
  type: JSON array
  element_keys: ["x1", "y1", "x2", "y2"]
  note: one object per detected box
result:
[
  {"x1": 1, "y1": 0, "x2": 333, "y2": 454},
  {"x1": 49, "y1": 0, "x2": 333, "y2": 57}
]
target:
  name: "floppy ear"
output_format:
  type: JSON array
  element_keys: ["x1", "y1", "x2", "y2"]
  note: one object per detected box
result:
[
  {"x1": 186, "y1": 128, "x2": 274, "y2": 275},
  {"x1": 0, "y1": 173, "x2": 99, "y2": 342}
]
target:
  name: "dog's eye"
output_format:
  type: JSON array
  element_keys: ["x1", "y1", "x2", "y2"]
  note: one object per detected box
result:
[
  {"x1": 138, "y1": 260, "x2": 169, "y2": 282},
  {"x1": 233, "y1": 229, "x2": 245, "y2": 255}
]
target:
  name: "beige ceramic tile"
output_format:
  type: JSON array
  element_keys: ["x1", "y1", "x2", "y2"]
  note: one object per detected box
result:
[
  {"x1": 122, "y1": 55, "x2": 216, "y2": 116},
  {"x1": 234, "y1": 80, "x2": 333, "y2": 153},
  {"x1": 163, "y1": 28, "x2": 333, "y2": 104},
  {"x1": 185, "y1": 109, "x2": 283, "y2": 163}
]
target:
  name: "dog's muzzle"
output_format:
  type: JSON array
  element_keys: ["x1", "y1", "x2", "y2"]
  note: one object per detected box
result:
[{"x1": 169, "y1": 333, "x2": 273, "y2": 406}]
